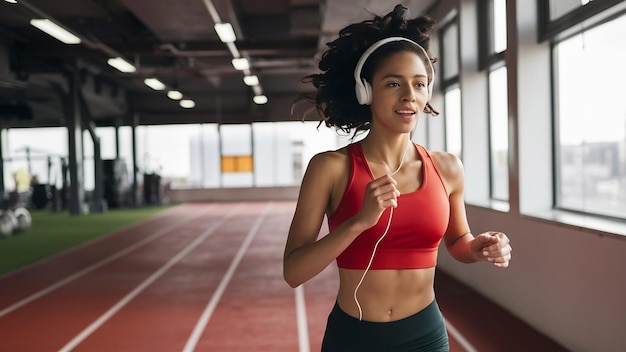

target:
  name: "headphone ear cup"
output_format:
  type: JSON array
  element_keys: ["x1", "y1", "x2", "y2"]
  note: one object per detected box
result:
[
  {"x1": 362, "y1": 80, "x2": 372, "y2": 105},
  {"x1": 355, "y1": 79, "x2": 369, "y2": 105}
]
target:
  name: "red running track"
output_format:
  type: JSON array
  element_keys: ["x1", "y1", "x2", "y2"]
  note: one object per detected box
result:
[{"x1": 0, "y1": 202, "x2": 568, "y2": 352}]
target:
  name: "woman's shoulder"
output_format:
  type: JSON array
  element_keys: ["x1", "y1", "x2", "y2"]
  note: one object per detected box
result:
[
  {"x1": 308, "y1": 145, "x2": 350, "y2": 168},
  {"x1": 424, "y1": 149, "x2": 465, "y2": 191},
  {"x1": 301, "y1": 145, "x2": 351, "y2": 196},
  {"x1": 427, "y1": 150, "x2": 463, "y2": 171}
]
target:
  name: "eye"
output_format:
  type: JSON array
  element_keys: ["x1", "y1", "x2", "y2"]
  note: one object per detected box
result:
[
  {"x1": 387, "y1": 82, "x2": 400, "y2": 88},
  {"x1": 415, "y1": 81, "x2": 427, "y2": 88}
]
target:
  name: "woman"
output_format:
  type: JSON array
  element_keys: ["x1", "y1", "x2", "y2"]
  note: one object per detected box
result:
[{"x1": 283, "y1": 5, "x2": 512, "y2": 351}]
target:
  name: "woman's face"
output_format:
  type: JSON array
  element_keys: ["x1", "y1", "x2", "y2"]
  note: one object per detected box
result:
[{"x1": 369, "y1": 50, "x2": 429, "y2": 133}]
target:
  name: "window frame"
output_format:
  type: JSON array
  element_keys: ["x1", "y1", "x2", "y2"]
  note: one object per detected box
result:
[
  {"x1": 538, "y1": 0, "x2": 624, "y2": 42},
  {"x1": 478, "y1": 0, "x2": 509, "y2": 202},
  {"x1": 478, "y1": 0, "x2": 506, "y2": 71}
]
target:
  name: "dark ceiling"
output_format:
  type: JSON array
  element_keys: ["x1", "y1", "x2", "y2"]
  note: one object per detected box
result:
[{"x1": 0, "y1": 0, "x2": 436, "y2": 128}]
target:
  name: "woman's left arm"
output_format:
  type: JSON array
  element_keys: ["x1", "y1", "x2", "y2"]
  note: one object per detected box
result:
[{"x1": 432, "y1": 152, "x2": 512, "y2": 267}]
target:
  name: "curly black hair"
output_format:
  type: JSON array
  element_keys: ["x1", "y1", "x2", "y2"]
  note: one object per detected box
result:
[{"x1": 297, "y1": 4, "x2": 439, "y2": 135}]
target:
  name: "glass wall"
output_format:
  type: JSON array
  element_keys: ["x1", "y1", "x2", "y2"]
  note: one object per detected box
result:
[
  {"x1": 3, "y1": 121, "x2": 350, "y2": 193},
  {"x1": 3, "y1": 127, "x2": 67, "y2": 191}
]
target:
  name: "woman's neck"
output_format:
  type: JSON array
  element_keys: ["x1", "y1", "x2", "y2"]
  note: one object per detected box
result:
[{"x1": 360, "y1": 133, "x2": 412, "y2": 175}]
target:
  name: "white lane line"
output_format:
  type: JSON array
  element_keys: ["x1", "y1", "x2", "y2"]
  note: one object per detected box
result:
[
  {"x1": 445, "y1": 318, "x2": 479, "y2": 352},
  {"x1": 182, "y1": 202, "x2": 272, "y2": 352},
  {"x1": 58, "y1": 204, "x2": 241, "y2": 352},
  {"x1": 0, "y1": 204, "x2": 183, "y2": 281},
  {"x1": 295, "y1": 286, "x2": 310, "y2": 352},
  {"x1": 0, "y1": 206, "x2": 213, "y2": 319}
]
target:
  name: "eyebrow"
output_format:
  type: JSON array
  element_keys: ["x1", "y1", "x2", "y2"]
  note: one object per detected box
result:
[{"x1": 380, "y1": 73, "x2": 428, "y2": 80}]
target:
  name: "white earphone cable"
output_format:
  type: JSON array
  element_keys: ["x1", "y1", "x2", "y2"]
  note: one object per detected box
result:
[
  {"x1": 354, "y1": 207, "x2": 394, "y2": 321},
  {"x1": 354, "y1": 140, "x2": 410, "y2": 321}
]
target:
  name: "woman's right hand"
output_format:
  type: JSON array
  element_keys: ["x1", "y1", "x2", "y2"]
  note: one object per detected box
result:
[{"x1": 354, "y1": 175, "x2": 401, "y2": 229}]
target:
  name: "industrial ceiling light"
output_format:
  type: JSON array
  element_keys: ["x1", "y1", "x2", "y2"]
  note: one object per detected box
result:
[
  {"x1": 107, "y1": 57, "x2": 136, "y2": 73},
  {"x1": 214, "y1": 22, "x2": 236, "y2": 43},
  {"x1": 180, "y1": 99, "x2": 195, "y2": 109},
  {"x1": 30, "y1": 19, "x2": 81, "y2": 44},
  {"x1": 253, "y1": 95, "x2": 268, "y2": 105},
  {"x1": 243, "y1": 75, "x2": 259, "y2": 86},
  {"x1": 167, "y1": 90, "x2": 183, "y2": 100},
  {"x1": 231, "y1": 57, "x2": 250, "y2": 70},
  {"x1": 144, "y1": 78, "x2": 166, "y2": 91}
]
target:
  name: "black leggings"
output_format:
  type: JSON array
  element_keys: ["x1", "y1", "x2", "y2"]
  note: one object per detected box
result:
[{"x1": 321, "y1": 300, "x2": 449, "y2": 352}]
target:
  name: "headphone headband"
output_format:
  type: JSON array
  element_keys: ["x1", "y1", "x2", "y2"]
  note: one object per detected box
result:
[{"x1": 353, "y1": 36, "x2": 434, "y2": 105}]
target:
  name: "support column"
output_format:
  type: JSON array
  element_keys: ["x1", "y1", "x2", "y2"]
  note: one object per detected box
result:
[
  {"x1": 114, "y1": 119, "x2": 120, "y2": 159},
  {"x1": 79, "y1": 92, "x2": 105, "y2": 213},
  {"x1": 0, "y1": 128, "x2": 4, "y2": 196},
  {"x1": 67, "y1": 67, "x2": 84, "y2": 215},
  {"x1": 131, "y1": 113, "x2": 139, "y2": 206}
]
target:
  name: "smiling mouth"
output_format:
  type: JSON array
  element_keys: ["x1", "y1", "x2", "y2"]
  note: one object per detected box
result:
[{"x1": 395, "y1": 110, "x2": 416, "y2": 119}]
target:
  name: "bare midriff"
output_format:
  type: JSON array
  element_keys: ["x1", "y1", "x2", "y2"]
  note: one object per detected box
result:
[{"x1": 336, "y1": 267, "x2": 436, "y2": 322}]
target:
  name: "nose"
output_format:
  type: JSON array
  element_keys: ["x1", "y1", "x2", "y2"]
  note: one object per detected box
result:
[{"x1": 401, "y1": 86, "x2": 416, "y2": 102}]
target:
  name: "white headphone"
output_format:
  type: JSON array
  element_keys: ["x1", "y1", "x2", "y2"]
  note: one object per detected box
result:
[{"x1": 353, "y1": 36, "x2": 434, "y2": 105}]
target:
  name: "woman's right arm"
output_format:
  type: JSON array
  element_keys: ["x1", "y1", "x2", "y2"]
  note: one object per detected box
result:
[
  {"x1": 283, "y1": 152, "x2": 363, "y2": 287},
  {"x1": 283, "y1": 152, "x2": 399, "y2": 288}
]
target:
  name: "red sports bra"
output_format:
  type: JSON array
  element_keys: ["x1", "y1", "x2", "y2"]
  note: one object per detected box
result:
[{"x1": 328, "y1": 142, "x2": 450, "y2": 270}]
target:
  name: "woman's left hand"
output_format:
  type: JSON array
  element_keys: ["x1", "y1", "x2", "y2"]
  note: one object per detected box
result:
[{"x1": 471, "y1": 232, "x2": 512, "y2": 268}]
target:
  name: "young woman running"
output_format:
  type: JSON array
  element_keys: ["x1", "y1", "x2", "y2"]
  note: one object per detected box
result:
[{"x1": 283, "y1": 5, "x2": 512, "y2": 351}]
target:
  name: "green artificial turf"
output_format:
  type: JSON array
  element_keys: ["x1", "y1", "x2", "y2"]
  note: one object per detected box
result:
[{"x1": 0, "y1": 205, "x2": 172, "y2": 275}]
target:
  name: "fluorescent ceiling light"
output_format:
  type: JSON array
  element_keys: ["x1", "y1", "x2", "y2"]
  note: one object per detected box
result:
[
  {"x1": 167, "y1": 90, "x2": 183, "y2": 100},
  {"x1": 243, "y1": 75, "x2": 259, "y2": 86},
  {"x1": 107, "y1": 57, "x2": 136, "y2": 73},
  {"x1": 5, "y1": 1, "x2": 18, "y2": 4},
  {"x1": 144, "y1": 78, "x2": 166, "y2": 91},
  {"x1": 180, "y1": 99, "x2": 195, "y2": 109},
  {"x1": 231, "y1": 58, "x2": 250, "y2": 70},
  {"x1": 30, "y1": 19, "x2": 81, "y2": 44},
  {"x1": 214, "y1": 23, "x2": 236, "y2": 43},
  {"x1": 253, "y1": 95, "x2": 268, "y2": 105}
]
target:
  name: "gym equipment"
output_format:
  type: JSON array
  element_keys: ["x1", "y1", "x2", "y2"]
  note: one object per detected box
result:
[
  {"x1": 0, "y1": 211, "x2": 14, "y2": 238},
  {"x1": 31, "y1": 184, "x2": 51, "y2": 209},
  {"x1": 13, "y1": 207, "x2": 32, "y2": 233}
]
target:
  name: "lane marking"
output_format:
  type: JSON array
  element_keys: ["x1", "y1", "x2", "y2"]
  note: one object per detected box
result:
[
  {"x1": 0, "y1": 205, "x2": 214, "y2": 318},
  {"x1": 295, "y1": 285, "x2": 310, "y2": 352},
  {"x1": 0, "y1": 204, "x2": 183, "y2": 281},
  {"x1": 57, "y1": 204, "x2": 242, "y2": 352},
  {"x1": 182, "y1": 203, "x2": 272, "y2": 352},
  {"x1": 445, "y1": 318, "x2": 479, "y2": 352}
]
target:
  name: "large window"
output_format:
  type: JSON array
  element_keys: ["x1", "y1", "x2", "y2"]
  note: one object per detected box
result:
[
  {"x1": 554, "y1": 13, "x2": 626, "y2": 218},
  {"x1": 444, "y1": 87, "x2": 462, "y2": 158},
  {"x1": 488, "y1": 66, "x2": 509, "y2": 201},
  {"x1": 439, "y1": 18, "x2": 462, "y2": 158}
]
